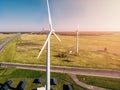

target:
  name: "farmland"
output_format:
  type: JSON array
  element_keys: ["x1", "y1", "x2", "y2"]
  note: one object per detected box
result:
[
  {"x1": 0, "y1": 32, "x2": 120, "y2": 70},
  {"x1": 0, "y1": 34, "x2": 13, "y2": 44}
]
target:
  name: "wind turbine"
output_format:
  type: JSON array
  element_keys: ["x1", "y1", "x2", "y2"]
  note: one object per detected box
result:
[
  {"x1": 76, "y1": 25, "x2": 79, "y2": 55},
  {"x1": 37, "y1": 0, "x2": 61, "y2": 90}
]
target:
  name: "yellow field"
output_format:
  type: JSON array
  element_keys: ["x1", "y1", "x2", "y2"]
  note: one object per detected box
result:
[
  {"x1": 0, "y1": 34, "x2": 13, "y2": 43},
  {"x1": 0, "y1": 33, "x2": 120, "y2": 70}
]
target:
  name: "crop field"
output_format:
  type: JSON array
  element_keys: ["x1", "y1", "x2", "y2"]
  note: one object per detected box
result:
[
  {"x1": 77, "y1": 75, "x2": 120, "y2": 90},
  {"x1": 0, "y1": 32, "x2": 120, "y2": 70},
  {"x1": 0, "y1": 34, "x2": 13, "y2": 44},
  {"x1": 0, "y1": 67, "x2": 83, "y2": 90}
]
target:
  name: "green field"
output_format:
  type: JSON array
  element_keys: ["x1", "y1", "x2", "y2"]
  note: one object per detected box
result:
[
  {"x1": 0, "y1": 67, "x2": 83, "y2": 90},
  {"x1": 0, "y1": 34, "x2": 13, "y2": 44},
  {"x1": 77, "y1": 75, "x2": 120, "y2": 90},
  {"x1": 0, "y1": 33, "x2": 120, "y2": 70}
]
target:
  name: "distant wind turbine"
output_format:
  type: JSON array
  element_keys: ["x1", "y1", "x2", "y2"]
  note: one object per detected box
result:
[
  {"x1": 76, "y1": 25, "x2": 79, "y2": 55},
  {"x1": 37, "y1": 0, "x2": 61, "y2": 90}
]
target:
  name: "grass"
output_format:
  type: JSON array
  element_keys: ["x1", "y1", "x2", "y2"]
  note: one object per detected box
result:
[
  {"x1": 0, "y1": 67, "x2": 84, "y2": 90},
  {"x1": 0, "y1": 33, "x2": 120, "y2": 70},
  {"x1": 0, "y1": 34, "x2": 13, "y2": 44},
  {"x1": 0, "y1": 37, "x2": 17, "y2": 62},
  {"x1": 77, "y1": 75, "x2": 120, "y2": 90}
]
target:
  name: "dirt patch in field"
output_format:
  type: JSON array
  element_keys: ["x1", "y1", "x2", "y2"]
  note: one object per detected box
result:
[
  {"x1": 17, "y1": 42, "x2": 40, "y2": 46},
  {"x1": 56, "y1": 32, "x2": 114, "y2": 36},
  {"x1": 16, "y1": 42, "x2": 41, "y2": 51}
]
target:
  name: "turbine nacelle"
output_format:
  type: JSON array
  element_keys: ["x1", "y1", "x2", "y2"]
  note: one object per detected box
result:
[{"x1": 37, "y1": 30, "x2": 61, "y2": 59}]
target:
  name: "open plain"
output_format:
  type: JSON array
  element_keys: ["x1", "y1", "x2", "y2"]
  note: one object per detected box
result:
[{"x1": 0, "y1": 32, "x2": 120, "y2": 70}]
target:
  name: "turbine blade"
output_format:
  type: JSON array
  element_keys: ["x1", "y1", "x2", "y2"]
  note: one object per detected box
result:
[
  {"x1": 52, "y1": 31, "x2": 61, "y2": 42},
  {"x1": 47, "y1": 0, "x2": 53, "y2": 30},
  {"x1": 37, "y1": 31, "x2": 52, "y2": 59}
]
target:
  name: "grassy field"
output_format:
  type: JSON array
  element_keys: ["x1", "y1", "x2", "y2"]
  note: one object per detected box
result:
[
  {"x1": 0, "y1": 34, "x2": 13, "y2": 44},
  {"x1": 77, "y1": 75, "x2": 120, "y2": 90},
  {"x1": 0, "y1": 67, "x2": 83, "y2": 90},
  {"x1": 0, "y1": 33, "x2": 120, "y2": 70}
]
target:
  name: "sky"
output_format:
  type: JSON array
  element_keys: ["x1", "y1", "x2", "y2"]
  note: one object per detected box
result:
[{"x1": 0, "y1": 0, "x2": 120, "y2": 32}]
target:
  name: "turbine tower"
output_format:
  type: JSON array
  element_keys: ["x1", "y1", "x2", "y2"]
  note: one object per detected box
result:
[
  {"x1": 37, "y1": 0, "x2": 61, "y2": 90},
  {"x1": 76, "y1": 25, "x2": 79, "y2": 55}
]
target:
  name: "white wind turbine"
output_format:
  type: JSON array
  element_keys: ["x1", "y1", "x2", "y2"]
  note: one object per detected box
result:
[
  {"x1": 37, "y1": 0, "x2": 61, "y2": 90},
  {"x1": 76, "y1": 25, "x2": 79, "y2": 55}
]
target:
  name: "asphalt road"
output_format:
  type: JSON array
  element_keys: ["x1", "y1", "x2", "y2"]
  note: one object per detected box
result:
[{"x1": 0, "y1": 62, "x2": 120, "y2": 79}]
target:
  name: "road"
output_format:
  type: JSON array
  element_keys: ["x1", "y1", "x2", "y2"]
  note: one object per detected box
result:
[
  {"x1": 0, "y1": 33, "x2": 19, "y2": 52},
  {"x1": 0, "y1": 62, "x2": 120, "y2": 79}
]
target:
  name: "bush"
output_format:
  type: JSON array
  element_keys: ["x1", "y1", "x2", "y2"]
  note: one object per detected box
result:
[{"x1": 56, "y1": 52, "x2": 67, "y2": 58}]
